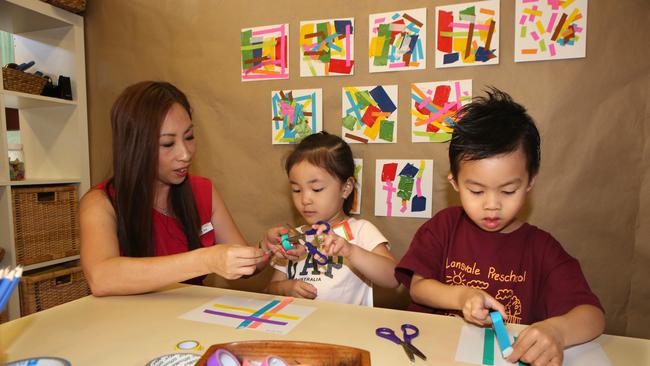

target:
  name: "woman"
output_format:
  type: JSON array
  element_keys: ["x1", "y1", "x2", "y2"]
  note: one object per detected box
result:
[{"x1": 80, "y1": 81, "x2": 267, "y2": 296}]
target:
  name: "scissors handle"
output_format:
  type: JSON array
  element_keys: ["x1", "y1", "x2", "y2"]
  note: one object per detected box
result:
[
  {"x1": 375, "y1": 327, "x2": 402, "y2": 345},
  {"x1": 305, "y1": 242, "x2": 328, "y2": 265},
  {"x1": 304, "y1": 220, "x2": 331, "y2": 235},
  {"x1": 401, "y1": 323, "x2": 419, "y2": 343}
]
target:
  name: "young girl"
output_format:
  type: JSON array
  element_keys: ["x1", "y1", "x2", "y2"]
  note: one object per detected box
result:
[{"x1": 264, "y1": 132, "x2": 398, "y2": 306}]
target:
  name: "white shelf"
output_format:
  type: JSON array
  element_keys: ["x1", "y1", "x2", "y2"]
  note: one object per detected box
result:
[
  {"x1": 23, "y1": 255, "x2": 80, "y2": 272},
  {"x1": 2, "y1": 90, "x2": 77, "y2": 109},
  {"x1": 0, "y1": 0, "x2": 77, "y2": 34},
  {"x1": 0, "y1": 178, "x2": 81, "y2": 186}
]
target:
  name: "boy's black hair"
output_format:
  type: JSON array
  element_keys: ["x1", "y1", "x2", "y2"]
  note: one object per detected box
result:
[
  {"x1": 285, "y1": 131, "x2": 356, "y2": 215},
  {"x1": 449, "y1": 87, "x2": 540, "y2": 180}
]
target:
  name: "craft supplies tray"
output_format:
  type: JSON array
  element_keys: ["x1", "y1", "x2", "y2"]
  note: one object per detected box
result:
[{"x1": 197, "y1": 340, "x2": 371, "y2": 366}]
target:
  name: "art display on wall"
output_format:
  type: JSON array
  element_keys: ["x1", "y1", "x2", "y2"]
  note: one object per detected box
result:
[
  {"x1": 411, "y1": 80, "x2": 472, "y2": 143},
  {"x1": 271, "y1": 89, "x2": 322, "y2": 144},
  {"x1": 341, "y1": 85, "x2": 398, "y2": 144},
  {"x1": 299, "y1": 18, "x2": 354, "y2": 76},
  {"x1": 350, "y1": 158, "x2": 363, "y2": 215},
  {"x1": 368, "y1": 8, "x2": 427, "y2": 73},
  {"x1": 374, "y1": 159, "x2": 433, "y2": 218},
  {"x1": 240, "y1": 23, "x2": 289, "y2": 81},
  {"x1": 435, "y1": 0, "x2": 500, "y2": 68},
  {"x1": 514, "y1": 0, "x2": 588, "y2": 62}
]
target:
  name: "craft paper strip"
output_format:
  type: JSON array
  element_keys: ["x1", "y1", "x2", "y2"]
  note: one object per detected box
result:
[
  {"x1": 514, "y1": 0, "x2": 588, "y2": 62},
  {"x1": 342, "y1": 85, "x2": 398, "y2": 144},
  {"x1": 350, "y1": 158, "x2": 363, "y2": 214},
  {"x1": 435, "y1": 0, "x2": 500, "y2": 68},
  {"x1": 271, "y1": 89, "x2": 323, "y2": 144},
  {"x1": 241, "y1": 24, "x2": 289, "y2": 81},
  {"x1": 369, "y1": 8, "x2": 427, "y2": 73},
  {"x1": 411, "y1": 80, "x2": 472, "y2": 143},
  {"x1": 374, "y1": 159, "x2": 433, "y2": 218},
  {"x1": 300, "y1": 18, "x2": 354, "y2": 76},
  {"x1": 455, "y1": 325, "x2": 612, "y2": 366},
  {"x1": 179, "y1": 295, "x2": 316, "y2": 335}
]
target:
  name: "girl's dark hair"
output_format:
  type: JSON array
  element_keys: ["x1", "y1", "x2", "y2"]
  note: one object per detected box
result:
[
  {"x1": 107, "y1": 81, "x2": 201, "y2": 257},
  {"x1": 449, "y1": 87, "x2": 541, "y2": 180},
  {"x1": 285, "y1": 132, "x2": 356, "y2": 215}
]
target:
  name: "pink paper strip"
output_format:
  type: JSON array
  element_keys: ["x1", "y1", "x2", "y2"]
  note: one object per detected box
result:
[
  {"x1": 252, "y1": 25, "x2": 285, "y2": 36},
  {"x1": 547, "y1": 13, "x2": 558, "y2": 33},
  {"x1": 345, "y1": 24, "x2": 351, "y2": 67}
]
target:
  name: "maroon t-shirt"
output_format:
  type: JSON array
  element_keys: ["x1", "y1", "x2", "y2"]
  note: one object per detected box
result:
[{"x1": 395, "y1": 207, "x2": 603, "y2": 325}]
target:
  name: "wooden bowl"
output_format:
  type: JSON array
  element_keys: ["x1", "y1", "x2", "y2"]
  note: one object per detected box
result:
[{"x1": 196, "y1": 340, "x2": 371, "y2": 366}]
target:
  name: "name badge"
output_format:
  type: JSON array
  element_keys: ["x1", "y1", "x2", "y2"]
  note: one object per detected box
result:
[{"x1": 200, "y1": 222, "x2": 214, "y2": 236}]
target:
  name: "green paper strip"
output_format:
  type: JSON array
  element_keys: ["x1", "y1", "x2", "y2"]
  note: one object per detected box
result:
[
  {"x1": 483, "y1": 328, "x2": 495, "y2": 365},
  {"x1": 413, "y1": 131, "x2": 452, "y2": 142}
]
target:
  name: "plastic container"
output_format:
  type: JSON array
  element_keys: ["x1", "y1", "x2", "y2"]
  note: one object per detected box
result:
[{"x1": 8, "y1": 143, "x2": 25, "y2": 180}]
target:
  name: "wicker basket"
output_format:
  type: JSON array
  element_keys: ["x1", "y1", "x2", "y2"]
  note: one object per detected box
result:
[
  {"x1": 41, "y1": 0, "x2": 86, "y2": 13},
  {"x1": 12, "y1": 185, "x2": 80, "y2": 266},
  {"x1": 20, "y1": 263, "x2": 90, "y2": 316},
  {"x1": 2, "y1": 67, "x2": 47, "y2": 95}
]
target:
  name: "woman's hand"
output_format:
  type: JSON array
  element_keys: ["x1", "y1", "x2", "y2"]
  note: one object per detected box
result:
[{"x1": 204, "y1": 244, "x2": 267, "y2": 280}]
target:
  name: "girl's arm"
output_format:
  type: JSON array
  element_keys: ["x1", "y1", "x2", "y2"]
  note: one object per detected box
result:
[
  {"x1": 80, "y1": 189, "x2": 266, "y2": 296},
  {"x1": 265, "y1": 268, "x2": 317, "y2": 299},
  {"x1": 410, "y1": 273, "x2": 507, "y2": 326}
]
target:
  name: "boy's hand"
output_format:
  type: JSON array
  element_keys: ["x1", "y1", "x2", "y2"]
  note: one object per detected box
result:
[
  {"x1": 459, "y1": 288, "x2": 507, "y2": 326},
  {"x1": 507, "y1": 320, "x2": 564, "y2": 366},
  {"x1": 317, "y1": 227, "x2": 352, "y2": 257},
  {"x1": 282, "y1": 279, "x2": 317, "y2": 299}
]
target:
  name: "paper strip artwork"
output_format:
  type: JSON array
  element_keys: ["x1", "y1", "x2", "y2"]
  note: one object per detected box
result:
[
  {"x1": 435, "y1": 0, "x2": 500, "y2": 68},
  {"x1": 300, "y1": 18, "x2": 354, "y2": 76},
  {"x1": 342, "y1": 85, "x2": 398, "y2": 144},
  {"x1": 455, "y1": 325, "x2": 612, "y2": 366},
  {"x1": 350, "y1": 158, "x2": 363, "y2": 214},
  {"x1": 179, "y1": 295, "x2": 316, "y2": 335},
  {"x1": 374, "y1": 159, "x2": 433, "y2": 218},
  {"x1": 241, "y1": 24, "x2": 289, "y2": 81},
  {"x1": 368, "y1": 8, "x2": 427, "y2": 73},
  {"x1": 272, "y1": 89, "x2": 322, "y2": 144},
  {"x1": 411, "y1": 80, "x2": 472, "y2": 143},
  {"x1": 514, "y1": 0, "x2": 588, "y2": 62}
]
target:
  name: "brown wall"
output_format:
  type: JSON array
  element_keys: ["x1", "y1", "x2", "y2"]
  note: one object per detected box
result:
[{"x1": 84, "y1": 0, "x2": 650, "y2": 337}]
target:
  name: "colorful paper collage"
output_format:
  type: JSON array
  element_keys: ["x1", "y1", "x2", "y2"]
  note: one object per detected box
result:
[
  {"x1": 341, "y1": 85, "x2": 398, "y2": 144},
  {"x1": 350, "y1": 158, "x2": 363, "y2": 214},
  {"x1": 514, "y1": 0, "x2": 588, "y2": 62},
  {"x1": 435, "y1": 0, "x2": 500, "y2": 68},
  {"x1": 368, "y1": 8, "x2": 427, "y2": 73},
  {"x1": 271, "y1": 89, "x2": 322, "y2": 144},
  {"x1": 179, "y1": 295, "x2": 317, "y2": 335},
  {"x1": 374, "y1": 159, "x2": 433, "y2": 218},
  {"x1": 241, "y1": 24, "x2": 289, "y2": 81},
  {"x1": 455, "y1": 324, "x2": 612, "y2": 366},
  {"x1": 300, "y1": 18, "x2": 355, "y2": 76},
  {"x1": 411, "y1": 80, "x2": 472, "y2": 143}
]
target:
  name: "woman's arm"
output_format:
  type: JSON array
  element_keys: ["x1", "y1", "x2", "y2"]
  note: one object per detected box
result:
[{"x1": 80, "y1": 189, "x2": 266, "y2": 296}]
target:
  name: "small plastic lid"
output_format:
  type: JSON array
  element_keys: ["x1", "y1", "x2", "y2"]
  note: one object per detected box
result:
[{"x1": 8, "y1": 144, "x2": 23, "y2": 150}]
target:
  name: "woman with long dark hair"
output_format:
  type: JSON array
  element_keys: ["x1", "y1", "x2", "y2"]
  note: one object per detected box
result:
[{"x1": 80, "y1": 81, "x2": 267, "y2": 296}]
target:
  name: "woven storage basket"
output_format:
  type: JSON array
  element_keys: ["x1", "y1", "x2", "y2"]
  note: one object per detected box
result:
[
  {"x1": 12, "y1": 185, "x2": 80, "y2": 266},
  {"x1": 2, "y1": 67, "x2": 47, "y2": 95},
  {"x1": 20, "y1": 264, "x2": 90, "y2": 316},
  {"x1": 41, "y1": 0, "x2": 86, "y2": 13}
]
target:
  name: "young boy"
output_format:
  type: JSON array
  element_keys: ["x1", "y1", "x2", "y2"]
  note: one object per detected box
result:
[{"x1": 395, "y1": 88, "x2": 604, "y2": 365}]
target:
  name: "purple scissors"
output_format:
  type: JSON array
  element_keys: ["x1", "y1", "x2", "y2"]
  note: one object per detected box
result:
[
  {"x1": 284, "y1": 220, "x2": 330, "y2": 265},
  {"x1": 376, "y1": 324, "x2": 427, "y2": 362}
]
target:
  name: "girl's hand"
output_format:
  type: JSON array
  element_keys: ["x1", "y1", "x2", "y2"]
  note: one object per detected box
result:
[
  {"x1": 507, "y1": 319, "x2": 564, "y2": 366},
  {"x1": 204, "y1": 244, "x2": 267, "y2": 280},
  {"x1": 459, "y1": 288, "x2": 507, "y2": 326},
  {"x1": 263, "y1": 227, "x2": 302, "y2": 261},
  {"x1": 318, "y1": 228, "x2": 352, "y2": 258},
  {"x1": 282, "y1": 279, "x2": 317, "y2": 299}
]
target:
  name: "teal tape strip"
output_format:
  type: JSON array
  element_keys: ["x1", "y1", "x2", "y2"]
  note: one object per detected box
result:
[{"x1": 483, "y1": 328, "x2": 495, "y2": 365}]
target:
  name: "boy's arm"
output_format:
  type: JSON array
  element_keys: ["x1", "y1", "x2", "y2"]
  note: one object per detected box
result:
[
  {"x1": 411, "y1": 274, "x2": 506, "y2": 326},
  {"x1": 507, "y1": 304, "x2": 605, "y2": 365}
]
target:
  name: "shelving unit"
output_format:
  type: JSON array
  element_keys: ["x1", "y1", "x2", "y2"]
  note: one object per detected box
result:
[{"x1": 0, "y1": 0, "x2": 89, "y2": 320}]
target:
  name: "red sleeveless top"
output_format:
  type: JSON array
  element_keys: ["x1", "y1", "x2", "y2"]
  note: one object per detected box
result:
[{"x1": 96, "y1": 175, "x2": 216, "y2": 255}]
